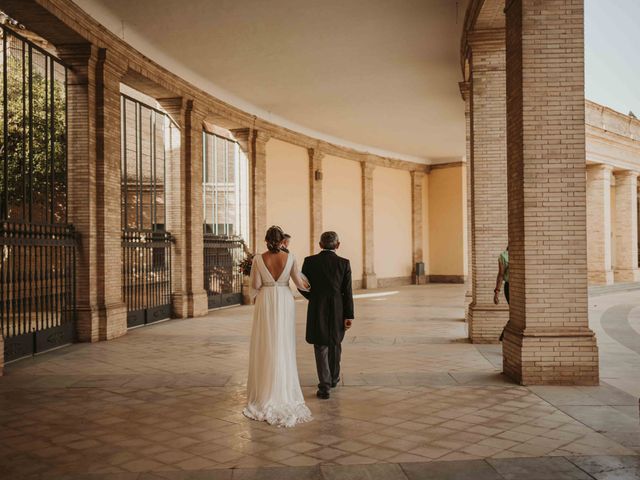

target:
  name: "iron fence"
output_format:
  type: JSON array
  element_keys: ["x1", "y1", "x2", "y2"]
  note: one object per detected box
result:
[
  {"x1": 203, "y1": 234, "x2": 244, "y2": 309},
  {"x1": 0, "y1": 222, "x2": 76, "y2": 361},
  {"x1": 1, "y1": 26, "x2": 75, "y2": 362},
  {"x1": 122, "y1": 229, "x2": 172, "y2": 327}
]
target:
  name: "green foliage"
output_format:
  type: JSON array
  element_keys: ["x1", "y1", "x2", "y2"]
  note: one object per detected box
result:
[{"x1": 0, "y1": 36, "x2": 67, "y2": 223}]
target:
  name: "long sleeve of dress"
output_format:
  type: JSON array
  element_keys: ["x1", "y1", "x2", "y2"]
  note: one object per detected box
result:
[
  {"x1": 249, "y1": 256, "x2": 262, "y2": 300},
  {"x1": 291, "y1": 256, "x2": 310, "y2": 292}
]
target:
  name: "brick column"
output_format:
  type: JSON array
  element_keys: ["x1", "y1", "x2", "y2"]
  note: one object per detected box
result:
[
  {"x1": 503, "y1": 0, "x2": 598, "y2": 385},
  {"x1": 59, "y1": 45, "x2": 127, "y2": 342},
  {"x1": 309, "y1": 148, "x2": 324, "y2": 252},
  {"x1": 460, "y1": 81, "x2": 473, "y2": 316},
  {"x1": 361, "y1": 161, "x2": 377, "y2": 289},
  {"x1": 586, "y1": 164, "x2": 613, "y2": 285},
  {"x1": 467, "y1": 30, "x2": 509, "y2": 343},
  {"x1": 411, "y1": 170, "x2": 426, "y2": 284},
  {"x1": 613, "y1": 170, "x2": 640, "y2": 282},
  {"x1": 158, "y1": 98, "x2": 208, "y2": 318}
]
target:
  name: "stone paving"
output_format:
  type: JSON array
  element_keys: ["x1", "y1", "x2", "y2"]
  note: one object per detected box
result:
[{"x1": 1, "y1": 284, "x2": 639, "y2": 479}]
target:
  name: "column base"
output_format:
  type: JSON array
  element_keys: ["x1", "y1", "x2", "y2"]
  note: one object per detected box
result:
[
  {"x1": 614, "y1": 268, "x2": 640, "y2": 283},
  {"x1": 172, "y1": 290, "x2": 209, "y2": 318},
  {"x1": 76, "y1": 302, "x2": 128, "y2": 342},
  {"x1": 464, "y1": 289, "x2": 473, "y2": 321},
  {"x1": 412, "y1": 273, "x2": 428, "y2": 285},
  {"x1": 242, "y1": 276, "x2": 254, "y2": 305},
  {"x1": 468, "y1": 303, "x2": 509, "y2": 344},
  {"x1": 502, "y1": 327, "x2": 599, "y2": 386},
  {"x1": 588, "y1": 269, "x2": 614, "y2": 285},
  {"x1": 362, "y1": 273, "x2": 378, "y2": 290}
]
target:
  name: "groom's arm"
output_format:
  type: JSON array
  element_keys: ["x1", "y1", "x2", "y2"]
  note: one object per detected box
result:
[
  {"x1": 298, "y1": 257, "x2": 311, "y2": 300},
  {"x1": 341, "y1": 260, "x2": 354, "y2": 320}
]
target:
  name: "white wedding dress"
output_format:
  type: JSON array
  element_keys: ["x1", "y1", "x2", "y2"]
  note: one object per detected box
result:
[{"x1": 243, "y1": 252, "x2": 313, "y2": 428}]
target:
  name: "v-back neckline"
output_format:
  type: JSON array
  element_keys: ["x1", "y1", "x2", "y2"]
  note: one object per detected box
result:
[{"x1": 261, "y1": 253, "x2": 290, "y2": 282}]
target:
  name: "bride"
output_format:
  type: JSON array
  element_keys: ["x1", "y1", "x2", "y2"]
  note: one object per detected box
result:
[{"x1": 243, "y1": 225, "x2": 313, "y2": 427}]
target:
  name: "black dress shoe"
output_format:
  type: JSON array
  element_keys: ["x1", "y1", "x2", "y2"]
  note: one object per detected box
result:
[
  {"x1": 316, "y1": 390, "x2": 330, "y2": 399},
  {"x1": 331, "y1": 381, "x2": 339, "y2": 388}
]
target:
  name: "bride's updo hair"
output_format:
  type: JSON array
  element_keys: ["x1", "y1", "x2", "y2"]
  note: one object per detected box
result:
[{"x1": 265, "y1": 226, "x2": 285, "y2": 253}]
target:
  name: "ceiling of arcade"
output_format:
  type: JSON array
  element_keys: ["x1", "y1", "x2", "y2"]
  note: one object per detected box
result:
[{"x1": 67, "y1": 0, "x2": 471, "y2": 165}]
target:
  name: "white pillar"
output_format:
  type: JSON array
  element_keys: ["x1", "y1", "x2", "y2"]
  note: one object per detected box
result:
[{"x1": 586, "y1": 164, "x2": 613, "y2": 285}]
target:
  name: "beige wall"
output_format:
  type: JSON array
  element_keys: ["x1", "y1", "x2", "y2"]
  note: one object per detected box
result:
[
  {"x1": 265, "y1": 139, "x2": 311, "y2": 262},
  {"x1": 428, "y1": 165, "x2": 465, "y2": 278},
  {"x1": 322, "y1": 155, "x2": 364, "y2": 280},
  {"x1": 373, "y1": 167, "x2": 413, "y2": 279}
]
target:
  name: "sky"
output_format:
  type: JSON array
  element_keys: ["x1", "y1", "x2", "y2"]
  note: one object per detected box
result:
[{"x1": 585, "y1": 0, "x2": 640, "y2": 116}]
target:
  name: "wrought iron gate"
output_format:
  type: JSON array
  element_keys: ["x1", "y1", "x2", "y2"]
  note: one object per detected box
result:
[
  {"x1": 202, "y1": 131, "x2": 249, "y2": 309},
  {"x1": 121, "y1": 95, "x2": 174, "y2": 327},
  {"x1": 122, "y1": 230, "x2": 172, "y2": 327},
  {"x1": 203, "y1": 234, "x2": 244, "y2": 309},
  {"x1": 0, "y1": 25, "x2": 76, "y2": 361}
]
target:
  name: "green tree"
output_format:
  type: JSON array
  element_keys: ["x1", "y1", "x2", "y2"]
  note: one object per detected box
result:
[{"x1": 0, "y1": 33, "x2": 66, "y2": 224}]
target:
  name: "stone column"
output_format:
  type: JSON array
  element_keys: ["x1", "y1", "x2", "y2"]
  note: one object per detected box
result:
[
  {"x1": 586, "y1": 164, "x2": 613, "y2": 285},
  {"x1": 158, "y1": 98, "x2": 209, "y2": 318},
  {"x1": 467, "y1": 30, "x2": 509, "y2": 343},
  {"x1": 460, "y1": 81, "x2": 473, "y2": 317},
  {"x1": 503, "y1": 0, "x2": 598, "y2": 385},
  {"x1": 59, "y1": 45, "x2": 127, "y2": 342},
  {"x1": 613, "y1": 170, "x2": 640, "y2": 282},
  {"x1": 361, "y1": 161, "x2": 377, "y2": 289},
  {"x1": 309, "y1": 148, "x2": 324, "y2": 253},
  {"x1": 411, "y1": 170, "x2": 426, "y2": 284}
]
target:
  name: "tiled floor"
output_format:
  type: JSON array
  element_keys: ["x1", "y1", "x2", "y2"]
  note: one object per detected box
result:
[{"x1": 1, "y1": 284, "x2": 639, "y2": 479}]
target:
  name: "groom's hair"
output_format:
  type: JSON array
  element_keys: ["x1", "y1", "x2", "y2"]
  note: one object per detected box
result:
[{"x1": 320, "y1": 231, "x2": 339, "y2": 250}]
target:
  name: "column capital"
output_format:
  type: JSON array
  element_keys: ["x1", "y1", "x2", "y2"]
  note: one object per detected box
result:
[
  {"x1": 230, "y1": 127, "x2": 253, "y2": 143},
  {"x1": 410, "y1": 170, "x2": 425, "y2": 181},
  {"x1": 614, "y1": 169, "x2": 640, "y2": 180},
  {"x1": 96, "y1": 47, "x2": 128, "y2": 78},
  {"x1": 468, "y1": 28, "x2": 505, "y2": 51},
  {"x1": 255, "y1": 130, "x2": 272, "y2": 144},
  {"x1": 307, "y1": 147, "x2": 325, "y2": 162},
  {"x1": 361, "y1": 161, "x2": 376, "y2": 177},
  {"x1": 184, "y1": 99, "x2": 208, "y2": 125},
  {"x1": 458, "y1": 81, "x2": 471, "y2": 102},
  {"x1": 57, "y1": 42, "x2": 96, "y2": 66},
  {"x1": 586, "y1": 163, "x2": 613, "y2": 172}
]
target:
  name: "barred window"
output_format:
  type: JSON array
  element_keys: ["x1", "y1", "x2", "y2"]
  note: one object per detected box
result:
[{"x1": 202, "y1": 132, "x2": 249, "y2": 243}]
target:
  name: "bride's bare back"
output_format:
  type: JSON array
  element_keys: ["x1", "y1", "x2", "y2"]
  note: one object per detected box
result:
[{"x1": 261, "y1": 251, "x2": 288, "y2": 281}]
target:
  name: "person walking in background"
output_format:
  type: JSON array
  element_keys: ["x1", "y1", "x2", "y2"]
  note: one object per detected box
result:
[
  {"x1": 494, "y1": 246, "x2": 509, "y2": 306},
  {"x1": 494, "y1": 246, "x2": 509, "y2": 342},
  {"x1": 281, "y1": 233, "x2": 291, "y2": 253}
]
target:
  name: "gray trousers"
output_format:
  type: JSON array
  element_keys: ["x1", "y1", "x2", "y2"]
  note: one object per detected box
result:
[{"x1": 314, "y1": 344, "x2": 342, "y2": 393}]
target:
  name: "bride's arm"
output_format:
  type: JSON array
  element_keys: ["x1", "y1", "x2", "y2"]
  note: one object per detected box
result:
[
  {"x1": 249, "y1": 256, "x2": 262, "y2": 299},
  {"x1": 291, "y1": 256, "x2": 310, "y2": 291}
]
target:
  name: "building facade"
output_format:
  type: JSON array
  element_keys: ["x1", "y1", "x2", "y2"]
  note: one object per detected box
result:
[{"x1": 0, "y1": 0, "x2": 638, "y2": 386}]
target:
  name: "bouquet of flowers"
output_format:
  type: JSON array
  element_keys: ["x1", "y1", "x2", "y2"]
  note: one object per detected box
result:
[{"x1": 239, "y1": 253, "x2": 255, "y2": 276}]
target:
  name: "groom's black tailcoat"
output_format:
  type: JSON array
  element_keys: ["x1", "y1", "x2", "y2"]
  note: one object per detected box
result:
[{"x1": 300, "y1": 250, "x2": 354, "y2": 346}]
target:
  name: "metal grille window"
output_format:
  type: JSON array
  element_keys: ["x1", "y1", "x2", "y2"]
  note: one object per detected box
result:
[
  {"x1": 122, "y1": 94, "x2": 174, "y2": 231},
  {"x1": 0, "y1": 25, "x2": 75, "y2": 362},
  {"x1": 202, "y1": 132, "x2": 249, "y2": 241},
  {"x1": 0, "y1": 25, "x2": 67, "y2": 224},
  {"x1": 121, "y1": 94, "x2": 175, "y2": 327},
  {"x1": 202, "y1": 131, "x2": 249, "y2": 309}
]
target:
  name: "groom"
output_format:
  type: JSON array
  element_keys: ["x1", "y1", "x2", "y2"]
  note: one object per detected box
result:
[{"x1": 299, "y1": 231, "x2": 354, "y2": 399}]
